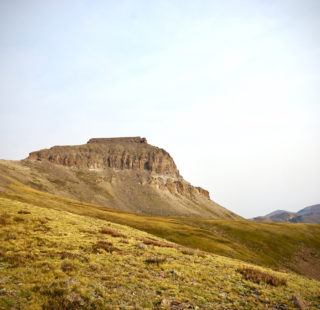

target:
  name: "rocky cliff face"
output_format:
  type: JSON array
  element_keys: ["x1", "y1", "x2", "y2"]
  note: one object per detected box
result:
[
  {"x1": 148, "y1": 176, "x2": 210, "y2": 200},
  {"x1": 27, "y1": 137, "x2": 210, "y2": 200},
  {"x1": 23, "y1": 137, "x2": 241, "y2": 219},
  {"x1": 28, "y1": 137, "x2": 180, "y2": 178}
]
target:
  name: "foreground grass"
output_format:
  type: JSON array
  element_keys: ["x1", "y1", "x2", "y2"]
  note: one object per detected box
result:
[
  {"x1": 1, "y1": 175, "x2": 320, "y2": 281},
  {"x1": 1, "y1": 197, "x2": 320, "y2": 309}
]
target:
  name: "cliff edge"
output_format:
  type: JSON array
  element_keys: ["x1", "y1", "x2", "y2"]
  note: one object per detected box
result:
[{"x1": 6, "y1": 137, "x2": 240, "y2": 219}]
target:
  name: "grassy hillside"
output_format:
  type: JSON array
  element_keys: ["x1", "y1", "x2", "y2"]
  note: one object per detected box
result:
[
  {"x1": 1, "y1": 173, "x2": 320, "y2": 281},
  {"x1": 1, "y1": 197, "x2": 320, "y2": 309},
  {"x1": 0, "y1": 159, "x2": 241, "y2": 220}
]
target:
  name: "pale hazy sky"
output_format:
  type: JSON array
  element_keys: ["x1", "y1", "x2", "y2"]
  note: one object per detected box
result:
[{"x1": 0, "y1": 0, "x2": 319, "y2": 218}]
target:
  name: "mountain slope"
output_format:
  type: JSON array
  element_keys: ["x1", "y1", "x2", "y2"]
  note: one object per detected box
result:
[
  {"x1": 266, "y1": 210, "x2": 291, "y2": 217},
  {"x1": 297, "y1": 204, "x2": 320, "y2": 216},
  {"x1": 1, "y1": 196, "x2": 320, "y2": 309},
  {"x1": 0, "y1": 137, "x2": 241, "y2": 220},
  {"x1": 1, "y1": 173, "x2": 320, "y2": 280},
  {"x1": 252, "y1": 204, "x2": 320, "y2": 223}
]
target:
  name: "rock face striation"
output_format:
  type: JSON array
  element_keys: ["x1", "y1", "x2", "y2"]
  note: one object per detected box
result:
[
  {"x1": 25, "y1": 137, "x2": 239, "y2": 219},
  {"x1": 29, "y1": 137, "x2": 180, "y2": 178},
  {"x1": 87, "y1": 137, "x2": 147, "y2": 144}
]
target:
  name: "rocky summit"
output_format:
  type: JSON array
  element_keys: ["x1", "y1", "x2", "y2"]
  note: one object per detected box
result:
[
  {"x1": 29, "y1": 137, "x2": 181, "y2": 179},
  {"x1": 2, "y1": 137, "x2": 240, "y2": 219}
]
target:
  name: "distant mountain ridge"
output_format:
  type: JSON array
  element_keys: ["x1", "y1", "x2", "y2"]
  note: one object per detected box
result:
[
  {"x1": 265, "y1": 210, "x2": 289, "y2": 217},
  {"x1": 252, "y1": 204, "x2": 320, "y2": 223},
  {"x1": 297, "y1": 204, "x2": 320, "y2": 216}
]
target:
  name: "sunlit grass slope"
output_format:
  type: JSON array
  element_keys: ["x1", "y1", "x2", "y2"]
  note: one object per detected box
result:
[
  {"x1": 1, "y1": 174, "x2": 320, "y2": 282},
  {"x1": 1, "y1": 197, "x2": 320, "y2": 309}
]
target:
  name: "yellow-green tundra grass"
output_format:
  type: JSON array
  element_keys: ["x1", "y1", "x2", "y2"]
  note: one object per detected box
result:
[
  {"x1": 0, "y1": 197, "x2": 319, "y2": 309},
  {"x1": 1, "y1": 176, "x2": 320, "y2": 281}
]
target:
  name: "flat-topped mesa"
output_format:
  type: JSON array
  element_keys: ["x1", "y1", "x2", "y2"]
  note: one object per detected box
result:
[
  {"x1": 23, "y1": 136, "x2": 236, "y2": 214},
  {"x1": 87, "y1": 137, "x2": 147, "y2": 144},
  {"x1": 27, "y1": 137, "x2": 180, "y2": 178},
  {"x1": 26, "y1": 137, "x2": 215, "y2": 201}
]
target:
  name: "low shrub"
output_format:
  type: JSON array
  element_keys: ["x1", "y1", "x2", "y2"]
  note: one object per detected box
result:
[
  {"x1": 41, "y1": 283, "x2": 86, "y2": 310},
  {"x1": 2, "y1": 251, "x2": 34, "y2": 267},
  {"x1": 180, "y1": 247, "x2": 206, "y2": 257},
  {"x1": 237, "y1": 267, "x2": 287, "y2": 286},
  {"x1": 35, "y1": 217, "x2": 49, "y2": 224},
  {"x1": 59, "y1": 251, "x2": 88, "y2": 262},
  {"x1": 181, "y1": 248, "x2": 195, "y2": 255},
  {"x1": 13, "y1": 216, "x2": 24, "y2": 222},
  {"x1": 145, "y1": 257, "x2": 166, "y2": 266},
  {"x1": 100, "y1": 228, "x2": 126, "y2": 238},
  {"x1": 18, "y1": 210, "x2": 31, "y2": 214},
  {"x1": 92, "y1": 241, "x2": 121, "y2": 254},
  {"x1": 0, "y1": 213, "x2": 11, "y2": 225},
  {"x1": 61, "y1": 261, "x2": 76, "y2": 272},
  {"x1": 79, "y1": 228, "x2": 97, "y2": 234},
  {"x1": 33, "y1": 225, "x2": 51, "y2": 232},
  {"x1": 138, "y1": 238, "x2": 175, "y2": 248},
  {"x1": 4, "y1": 232, "x2": 17, "y2": 241}
]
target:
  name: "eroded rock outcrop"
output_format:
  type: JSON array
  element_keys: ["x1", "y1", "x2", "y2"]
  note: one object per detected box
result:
[
  {"x1": 28, "y1": 137, "x2": 180, "y2": 178},
  {"x1": 87, "y1": 137, "x2": 147, "y2": 144},
  {"x1": 10, "y1": 136, "x2": 243, "y2": 219},
  {"x1": 28, "y1": 137, "x2": 211, "y2": 200}
]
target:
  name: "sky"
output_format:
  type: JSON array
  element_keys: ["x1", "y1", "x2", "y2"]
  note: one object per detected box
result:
[{"x1": 0, "y1": 0, "x2": 319, "y2": 218}]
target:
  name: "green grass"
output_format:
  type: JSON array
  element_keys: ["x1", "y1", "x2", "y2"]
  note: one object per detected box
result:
[
  {"x1": 0, "y1": 174, "x2": 320, "y2": 281},
  {"x1": 1, "y1": 197, "x2": 320, "y2": 309}
]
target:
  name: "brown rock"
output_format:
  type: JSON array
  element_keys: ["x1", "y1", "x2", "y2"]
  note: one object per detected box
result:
[
  {"x1": 65, "y1": 292, "x2": 85, "y2": 307},
  {"x1": 196, "y1": 187, "x2": 210, "y2": 199},
  {"x1": 170, "y1": 300, "x2": 194, "y2": 309},
  {"x1": 28, "y1": 137, "x2": 180, "y2": 178},
  {"x1": 136, "y1": 243, "x2": 148, "y2": 250},
  {"x1": 292, "y1": 296, "x2": 308, "y2": 309},
  {"x1": 161, "y1": 298, "x2": 171, "y2": 308}
]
